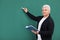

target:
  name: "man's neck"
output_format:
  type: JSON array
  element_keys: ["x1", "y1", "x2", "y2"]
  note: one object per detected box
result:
[{"x1": 43, "y1": 15, "x2": 49, "y2": 18}]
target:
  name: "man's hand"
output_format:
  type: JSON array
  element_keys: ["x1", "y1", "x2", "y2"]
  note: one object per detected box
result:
[
  {"x1": 22, "y1": 8, "x2": 28, "y2": 13},
  {"x1": 31, "y1": 30, "x2": 39, "y2": 34}
]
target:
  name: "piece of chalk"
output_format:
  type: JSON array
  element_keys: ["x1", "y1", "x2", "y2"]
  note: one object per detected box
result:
[
  {"x1": 22, "y1": 8, "x2": 24, "y2": 9},
  {"x1": 25, "y1": 26, "x2": 29, "y2": 28},
  {"x1": 20, "y1": 7, "x2": 24, "y2": 9}
]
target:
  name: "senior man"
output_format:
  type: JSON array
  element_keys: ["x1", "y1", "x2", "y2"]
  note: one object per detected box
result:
[{"x1": 22, "y1": 4, "x2": 54, "y2": 40}]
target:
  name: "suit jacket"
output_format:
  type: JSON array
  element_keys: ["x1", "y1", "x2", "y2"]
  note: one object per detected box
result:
[{"x1": 26, "y1": 12, "x2": 54, "y2": 40}]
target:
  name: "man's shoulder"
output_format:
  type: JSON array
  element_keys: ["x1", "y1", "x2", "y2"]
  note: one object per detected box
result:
[
  {"x1": 37, "y1": 16, "x2": 43, "y2": 18},
  {"x1": 36, "y1": 16, "x2": 43, "y2": 21},
  {"x1": 38, "y1": 16, "x2": 43, "y2": 17}
]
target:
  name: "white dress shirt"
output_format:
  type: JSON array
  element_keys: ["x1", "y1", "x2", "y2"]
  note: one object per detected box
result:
[{"x1": 37, "y1": 17, "x2": 47, "y2": 40}]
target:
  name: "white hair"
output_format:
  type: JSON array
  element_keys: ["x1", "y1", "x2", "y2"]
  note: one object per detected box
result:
[{"x1": 42, "y1": 4, "x2": 51, "y2": 11}]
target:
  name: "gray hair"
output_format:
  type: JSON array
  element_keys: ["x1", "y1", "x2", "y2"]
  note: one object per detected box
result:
[{"x1": 42, "y1": 4, "x2": 51, "y2": 11}]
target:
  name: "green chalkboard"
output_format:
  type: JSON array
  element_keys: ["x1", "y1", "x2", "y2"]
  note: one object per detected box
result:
[{"x1": 0, "y1": 0, "x2": 60, "y2": 40}]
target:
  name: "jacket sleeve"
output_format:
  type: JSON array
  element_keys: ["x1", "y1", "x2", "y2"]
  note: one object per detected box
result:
[
  {"x1": 39, "y1": 20, "x2": 54, "y2": 36},
  {"x1": 26, "y1": 12, "x2": 42, "y2": 21}
]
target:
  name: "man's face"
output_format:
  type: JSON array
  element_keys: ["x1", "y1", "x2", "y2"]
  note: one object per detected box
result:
[{"x1": 42, "y1": 7, "x2": 50, "y2": 16}]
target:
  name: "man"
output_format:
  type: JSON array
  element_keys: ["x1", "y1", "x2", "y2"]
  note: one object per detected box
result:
[{"x1": 22, "y1": 4, "x2": 54, "y2": 40}]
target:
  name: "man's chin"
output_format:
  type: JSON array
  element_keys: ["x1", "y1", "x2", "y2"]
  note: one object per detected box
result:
[{"x1": 43, "y1": 14, "x2": 46, "y2": 16}]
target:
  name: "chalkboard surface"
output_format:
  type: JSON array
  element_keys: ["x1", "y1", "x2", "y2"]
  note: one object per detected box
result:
[{"x1": 0, "y1": 0, "x2": 60, "y2": 40}]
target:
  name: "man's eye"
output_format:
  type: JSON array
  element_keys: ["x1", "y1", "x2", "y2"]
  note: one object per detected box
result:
[
  {"x1": 42, "y1": 9, "x2": 47, "y2": 11},
  {"x1": 45, "y1": 9, "x2": 47, "y2": 11}
]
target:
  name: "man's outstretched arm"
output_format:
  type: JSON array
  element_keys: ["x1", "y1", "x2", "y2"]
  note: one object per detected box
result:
[
  {"x1": 26, "y1": 12, "x2": 39, "y2": 21},
  {"x1": 22, "y1": 8, "x2": 40, "y2": 21}
]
